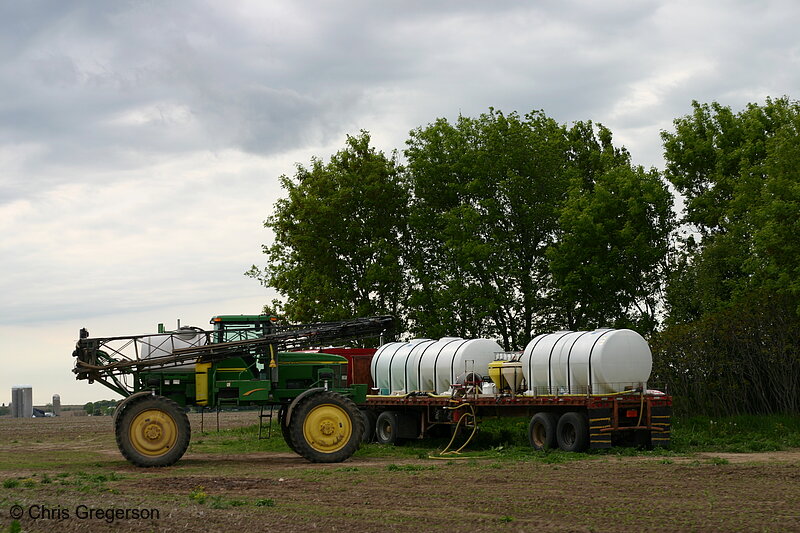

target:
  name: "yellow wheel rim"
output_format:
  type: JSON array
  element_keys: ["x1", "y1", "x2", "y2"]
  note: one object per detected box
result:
[
  {"x1": 302, "y1": 404, "x2": 352, "y2": 453},
  {"x1": 129, "y1": 409, "x2": 178, "y2": 456}
]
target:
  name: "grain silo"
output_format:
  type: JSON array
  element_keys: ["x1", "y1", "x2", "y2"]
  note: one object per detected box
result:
[
  {"x1": 52, "y1": 394, "x2": 61, "y2": 416},
  {"x1": 10, "y1": 388, "x2": 19, "y2": 418},
  {"x1": 11, "y1": 386, "x2": 33, "y2": 418}
]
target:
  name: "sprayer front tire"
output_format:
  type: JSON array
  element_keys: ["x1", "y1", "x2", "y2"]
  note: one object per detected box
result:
[
  {"x1": 288, "y1": 391, "x2": 363, "y2": 463},
  {"x1": 116, "y1": 395, "x2": 190, "y2": 467},
  {"x1": 556, "y1": 411, "x2": 589, "y2": 452},
  {"x1": 528, "y1": 412, "x2": 559, "y2": 450}
]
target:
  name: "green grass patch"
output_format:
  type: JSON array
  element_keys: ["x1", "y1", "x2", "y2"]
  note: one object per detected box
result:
[
  {"x1": 189, "y1": 422, "x2": 291, "y2": 454},
  {"x1": 0, "y1": 450, "x2": 107, "y2": 472},
  {"x1": 385, "y1": 463, "x2": 437, "y2": 472},
  {"x1": 208, "y1": 495, "x2": 247, "y2": 509},
  {"x1": 189, "y1": 486, "x2": 208, "y2": 504},
  {"x1": 189, "y1": 485, "x2": 272, "y2": 509},
  {"x1": 671, "y1": 414, "x2": 800, "y2": 452}
]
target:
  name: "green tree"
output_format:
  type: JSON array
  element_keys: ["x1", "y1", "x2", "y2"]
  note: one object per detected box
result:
[
  {"x1": 548, "y1": 123, "x2": 675, "y2": 332},
  {"x1": 652, "y1": 290, "x2": 800, "y2": 416},
  {"x1": 404, "y1": 110, "x2": 570, "y2": 349},
  {"x1": 747, "y1": 113, "x2": 800, "y2": 303},
  {"x1": 655, "y1": 97, "x2": 800, "y2": 415},
  {"x1": 249, "y1": 131, "x2": 408, "y2": 323},
  {"x1": 662, "y1": 97, "x2": 800, "y2": 318}
]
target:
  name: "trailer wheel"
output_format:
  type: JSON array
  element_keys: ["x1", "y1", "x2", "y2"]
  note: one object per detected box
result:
[
  {"x1": 375, "y1": 411, "x2": 400, "y2": 445},
  {"x1": 359, "y1": 409, "x2": 377, "y2": 443},
  {"x1": 116, "y1": 395, "x2": 190, "y2": 467},
  {"x1": 528, "y1": 412, "x2": 558, "y2": 450},
  {"x1": 556, "y1": 411, "x2": 589, "y2": 452},
  {"x1": 288, "y1": 391, "x2": 363, "y2": 463}
]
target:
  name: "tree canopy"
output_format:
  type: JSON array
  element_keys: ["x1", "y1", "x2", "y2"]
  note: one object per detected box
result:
[
  {"x1": 251, "y1": 98, "x2": 800, "y2": 416},
  {"x1": 403, "y1": 110, "x2": 569, "y2": 348},
  {"x1": 654, "y1": 97, "x2": 800, "y2": 415},
  {"x1": 662, "y1": 97, "x2": 800, "y2": 321},
  {"x1": 254, "y1": 108, "x2": 675, "y2": 347},
  {"x1": 247, "y1": 131, "x2": 408, "y2": 322}
]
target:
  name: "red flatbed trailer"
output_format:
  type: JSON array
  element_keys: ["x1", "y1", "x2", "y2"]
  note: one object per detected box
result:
[
  {"x1": 361, "y1": 390, "x2": 671, "y2": 451},
  {"x1": 313, "y1": 346, "x2": 671, "y2": 452}
]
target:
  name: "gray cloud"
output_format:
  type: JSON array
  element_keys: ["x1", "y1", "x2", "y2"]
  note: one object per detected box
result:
[{"x1": 1, "y1": 0, "x2": 799, "y2": 403}]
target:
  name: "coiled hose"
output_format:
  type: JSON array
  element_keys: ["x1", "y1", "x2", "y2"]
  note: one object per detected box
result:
[{"x1": 428, "y1": 403, "x2": 483, "y2": 460}]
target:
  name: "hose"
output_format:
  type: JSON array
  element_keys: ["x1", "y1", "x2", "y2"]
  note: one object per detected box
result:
[
  {"x1": 427, "y1": 403, "x2": 485, "y2": 460},
  {"x1": 636, "y1": 390, "x2": 645, "y2": 427}
]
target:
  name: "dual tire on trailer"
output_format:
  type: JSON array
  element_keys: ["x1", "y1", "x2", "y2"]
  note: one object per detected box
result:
[
  {"x1": 374, "y1": 411, "x2": 420, "y2": 445},
  {"x1": 528, "y1": 411, "x2": 589, "y2": 452},
  {"x1": 375, "y1": 411, "x2": 399, "y2": 445}
]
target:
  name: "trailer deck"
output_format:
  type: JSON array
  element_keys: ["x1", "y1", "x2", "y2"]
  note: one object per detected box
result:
[{"x1": 363, "y1": 390, "x2": 672, "y2": 449}]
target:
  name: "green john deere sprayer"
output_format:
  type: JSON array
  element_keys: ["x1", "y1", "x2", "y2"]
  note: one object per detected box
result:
[{"x1": 71, "y1": 315, "x2": 394, "y2": 467}]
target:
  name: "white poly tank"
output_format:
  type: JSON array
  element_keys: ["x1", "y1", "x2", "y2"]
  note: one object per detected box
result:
[
  {"x1": 140, "y1": 327, "x2": 208, "y2": 372},
  {"x1": 372, "y1": 337, "x2": 504, "y2": 394},
  {"x1": 371, "y1": 339, "x2": 431, "y2": 394},
  {"x1": 406, "y1": 338, "x2": 461, "y2": 393},
  {"x1": 521, "y1": 329, "x2": 652, "y2": 394}
]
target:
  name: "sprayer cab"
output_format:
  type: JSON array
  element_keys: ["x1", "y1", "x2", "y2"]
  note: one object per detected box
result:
[{"x1": 210, "y1": 314, "x2": 279, "y2": 342}]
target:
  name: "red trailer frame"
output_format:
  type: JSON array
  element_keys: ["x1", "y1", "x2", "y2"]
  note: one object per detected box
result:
[
  {"x1": 311, "y1": 347, "x2": 672, "y2": 452},
  {"x1": 362, "y1": 389, "x2": 671, "y2": 450}
]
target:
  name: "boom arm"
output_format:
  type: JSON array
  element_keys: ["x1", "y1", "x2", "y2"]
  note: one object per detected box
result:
[{"x1": 72, "y1": 316, "x2": 394, "y2": 394}]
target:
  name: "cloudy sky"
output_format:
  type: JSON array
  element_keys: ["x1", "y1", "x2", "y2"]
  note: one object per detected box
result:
[{"x1": 2, "y1": 0, "x2": 798, "y2": 406}]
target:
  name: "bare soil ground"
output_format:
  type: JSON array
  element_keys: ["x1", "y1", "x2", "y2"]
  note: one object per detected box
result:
[{"x1": 1, "y1": 413, "x2": 798, "y2": 532}]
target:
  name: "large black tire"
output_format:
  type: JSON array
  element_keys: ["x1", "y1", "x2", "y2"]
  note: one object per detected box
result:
[
  {"x1": 287, "y1": 391, "x2": 363, "y2": 463},
  {"x1": 359, "y1": 409, "x2": 378, "y2": 443},
  {"x1": 116, "y1": 396, "x2": 190, "y2": 467},
  {"x1": 528, "y1": 412, "x2": 559, "y2": 450},
  {"x1": 375, "y1": 411, "x2": 400, "y2": 445},
  {"x1": 375, "y1": 411, "x2": 419, "y2": 444},
  {"x1": 278, "y1": 404, "x2": 299, "y2": 453},
  {"x1": 556, "y1": 411, "x2": 589, "y2": 452}
]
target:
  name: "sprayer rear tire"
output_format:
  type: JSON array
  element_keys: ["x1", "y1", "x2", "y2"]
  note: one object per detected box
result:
[
  {"x1": 528, "y1": 412, "x2": 558, "y2": 450},
  {"x1": 116, "y1": 395, "x2": 190, "y2": 467},
  {"x1": 288, "y1": 391, "x2": 363, "y2": 463},
  {"x1": 556, "y1": 411, "x2": 589, "y2": 452}
]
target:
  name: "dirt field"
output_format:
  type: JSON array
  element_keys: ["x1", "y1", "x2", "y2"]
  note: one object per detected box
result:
[{"x1": 1, "y1": 413, "x2": 798, "y2": 532}]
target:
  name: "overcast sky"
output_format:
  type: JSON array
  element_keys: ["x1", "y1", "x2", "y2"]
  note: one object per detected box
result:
[{"x1": 2, "y1": 0, "x2": 798, "y2": 406}]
